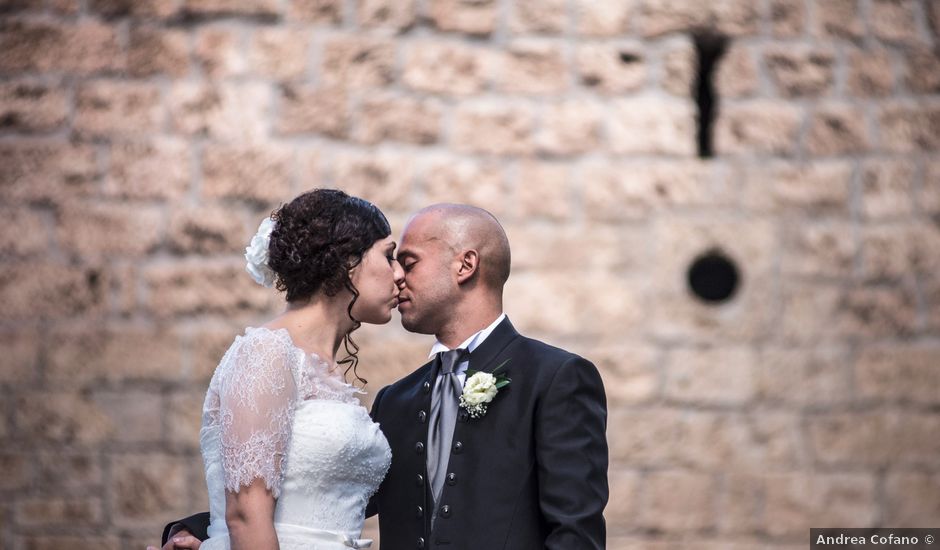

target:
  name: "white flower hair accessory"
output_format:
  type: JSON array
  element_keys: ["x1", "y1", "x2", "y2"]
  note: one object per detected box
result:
[{"x1": 245, "y1": 216, "x2": 277, "y2": 288}]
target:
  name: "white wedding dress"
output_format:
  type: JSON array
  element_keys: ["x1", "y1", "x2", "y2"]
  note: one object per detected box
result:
[{"x1": 199, "y1": 327, "x2": 391, "y2": 550}]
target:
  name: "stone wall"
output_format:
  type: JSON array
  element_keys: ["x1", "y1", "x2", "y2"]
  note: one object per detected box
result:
[{"x1": 1, "y1": 0, "x2": 939, "y2": 548}]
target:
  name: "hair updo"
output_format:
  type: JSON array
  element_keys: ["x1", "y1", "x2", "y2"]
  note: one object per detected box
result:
[{"x1": 266, "y1": 189, "x2": 391, "y2": 383}]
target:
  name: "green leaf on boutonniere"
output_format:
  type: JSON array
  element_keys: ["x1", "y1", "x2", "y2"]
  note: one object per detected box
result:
[{"x1": 495, "y1": 379, "x2": 511, "y2": 389}]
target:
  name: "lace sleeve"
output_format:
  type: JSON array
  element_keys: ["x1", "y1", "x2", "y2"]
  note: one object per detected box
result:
[{"x1": 218, "y1": 331, "x2": 298, "y2": 498}]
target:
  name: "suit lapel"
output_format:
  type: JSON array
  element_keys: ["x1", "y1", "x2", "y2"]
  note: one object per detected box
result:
[{"x1": 466, "y1": 317, "x2": 519, "y2": 374}]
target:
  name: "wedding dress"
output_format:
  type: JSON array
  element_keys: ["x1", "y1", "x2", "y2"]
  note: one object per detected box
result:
[{"x1": 199, "y1": 327, "x2": 391, "y2": 550}]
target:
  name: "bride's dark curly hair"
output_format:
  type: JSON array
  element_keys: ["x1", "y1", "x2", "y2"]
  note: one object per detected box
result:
[{"x1": 266, "y1": 189, "x2": 391, "y2": 385}]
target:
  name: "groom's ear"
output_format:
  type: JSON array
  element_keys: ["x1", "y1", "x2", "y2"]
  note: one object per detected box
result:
[{"x1": 455, "y1": 249, "x2": 479, "y2": 284}]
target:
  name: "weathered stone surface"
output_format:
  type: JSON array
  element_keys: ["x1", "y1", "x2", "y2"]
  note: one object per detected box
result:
[
  {"x1": 511, "y1": 0, "x2": 566, "y2": 34},
  {"x1": 496, "y1": 40, "x2": 568, "y2": 95},
  {"x1": 0, "y1": 454, "x2": 31, "y2": 491},
  {"x1": 846, "y1": 47, "x2": 895, "y2": 97},
  {"x1": 34, "y1": 452, "x2": 102, "y2": 491},
  {"x1": 806, "y1": 104, "x2": 870, "y2": 155},
  {"x1": 276, "y1": 85, "x2": 349, "y2": 138},
  {"x1": 661, "y1": 37, "x2": 696, "y2": 96},
  {"x1": 169, "y1": 82, "x2": 271, "y2": 142},
  {"x1": 144, "y1": 261, "x2": 274, "y2": 318},
  {"x1": 861, "y1": 224, "x2": 940, "y2": 281},
  {"x1": 860, "y1": 159, "x2": 916, "y2": 219},
  {"x1": 870, "y1": 0, "x2": 921, "y2": 44},
  {"x1": 769, "y1": 0, "x2": 805, "y2": 36},
  {"x1": 591, "y1": 344, "x2": 659, "y2": 405},
  {"x1": 110, "y1": 454, "x2": 190, "y2": 528},
  {"x1": 714, "y1": 101, "x2": 803, "y2": 155},
  {"x1": 505, "y1": 271, "x2": 645, "y2": 336},
  {"x1": 358, "y1": 0, "x2": 416, "y2": 30},
  {"x1": 885, "y1": 473, "x2": 940, "y2": 527},
  {"x1": 638, "y1": 471, "x2": 715, "y2": 531},
  {"x1": 536, "y1": 100, "x2": 603, "y2": 156},
  {"x1": 855, "y1": 343, "x2": 940, "y2": 404},
  {"x1": 248, "y1": 28, "x2": 310, "y2": 81},
  {"x1": 922, "y1": 160, "x2": 940, "y2": 214},
  {"x1": 428, "y1": 0, "x2": 497, "y2": 36},
  {"x1": 904, "y1": 46, "x2": 940, "y2": 94},
  {"x1": 756, "y1": 346, "x2": 852, "y2": 407},
  {"x1": 781, "y1": 221, "x2": 855, "y2": 278},
  {"x1": 286, "y1": 0, "x2": 342, "y2": 23},
  {"x1": 420, "y1": 156, "x2": 506, "y2": 216},
  {"x1": 605, "y1": 469, "x2": 640, "y2": 527},
  {"x1": 321, "y1": 35, "x2": 395, "y2": 89},
  {"x1": 355, "y1": 94, "x2": 442, "y2": 145},
  {"x1": 764, "y1": 473, "x2": 876, "y2": 536},
  {"x1": 583, "y1": 160, "x2": 729, "y2": 221},
  {"x1": 649, "y1": 219, "x2": 775, "y2": 342},
  {"x1": 738, "y1": 160, "x2": 852, "y2": 213},
  {"x1": 403, "y1": 41, "x2": 493, "y2": 95},
  {"x1": 452, "y1": 101, "x2": 536, "y2": 155},
  {"x1": 0, "y1": 80, "x2": 69, "y2": 133},
  {"x1": 182, "y1": 0, "x2": 280, "y2": 17},
  {"x1": 878, "y1": 103, "x2": 940, "y2": 152},
  {"x1": 202, "y1": 144, "x2": 294, "y2": 203},
  {"x1": 0, "y1": 330, "x2": 39, "y2": 384},
  {"x1": 90, "y1": 0, "x2": 181, "y2": 18},
  {"x1": 1, "y1": 141, "x2": 99, "y2": 204},
  {"x1": 608, "y1": 97, "x2": 696, "y2": 156},
  {"x1": 46, "y1": 326, "x2": 185, "y2": 384},
  {"x1": 765, "y1": 46, "x2": 835, "y2": 97},
  {"x1": 56, "y1": 203, "x2": 163, "y2": 260},
  {"x1": 0, "y1": 207, "x2": 47, "y2": 258},
  {"x1": 105, "y1": 138, "x2": 191, "y2": 200},
  {"x1": 576, "y1": 43, "x2": 648, "y2": 94},
  {"x1": 575, "y1": 0, "x2": 633, "y2": 36},
  {"x1": 92, "y1": 390, "x2": 163, "y2": 443},
  {"x1": 195, "y1": 25, "x2": 245, "y2": 79},
  {"x1": 128, "y1": 27, "x2": 189, "y2": 77},
  {"x1": 715, "y1": 43, "x2": 759, "y2": 98},
  {"x1": 14, "y1": 391, "x2": 114, "y2": 444},
  {"x1": 808, "y1": 412, "x2": 940, "y2": 466},
  {"x1": 513, "y1": 161, "x2": 572, "y2": 220},
  {"x1": 13, "y1": 496, "x2": 104, "y2": 528},
  {"x1": 168, "y1": 206, "x2": 246, "y2": 254},
  {"x1": 332, "y1": 151, "x2": 417, "y2": 212},
  {"x1": 0, "y1": 263, "x2": 106, "y2": 319},
  {"x1": 74, "y1": 80, "x2": 164, "y2": 138},
  {"x1": 637, "y1": 0, "x2": 759, "y2": 37},
  {"x1": 0, "y1": 20, "x2": 123, "y2": 74},
  {"x1": 679, "y1": 412, "x2": 803, "y2": 471},
  {"x1": 813, "y1": 0, "x2": 864, "y2": 39},
  {"x1": 15, "y1": 535, "x2": 120, "y2": 550},
  {"x1": 664, "y1": 347, "x2": 755, "y2": 405}
]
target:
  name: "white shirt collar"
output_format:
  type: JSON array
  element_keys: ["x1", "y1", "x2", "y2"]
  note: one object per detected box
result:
[{"x1": 428, "y1": 313, "x2": 507, "y2": 359}]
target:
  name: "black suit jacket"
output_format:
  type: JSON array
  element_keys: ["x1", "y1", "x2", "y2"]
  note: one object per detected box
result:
[
  {"x1": 369, "y1": 317, "x2": 608, "y2": 550},
  {"x1": 163, "y1": 318, "x2": 608, "y2": 549}
]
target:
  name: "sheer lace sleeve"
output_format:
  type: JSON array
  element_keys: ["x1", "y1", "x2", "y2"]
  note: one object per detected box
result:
[{"x1": 217, "y1": 330, "x2": 298, "y2": 498}]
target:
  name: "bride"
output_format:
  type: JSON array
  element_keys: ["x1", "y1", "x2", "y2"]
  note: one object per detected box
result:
[{"x1": 199, "y1": 189, "x2": 402, "y2": 550}]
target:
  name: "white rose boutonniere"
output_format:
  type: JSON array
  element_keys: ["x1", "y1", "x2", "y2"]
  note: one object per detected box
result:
[{"x1": 459, "y1": 359, "x2": 511, "y2": 419}]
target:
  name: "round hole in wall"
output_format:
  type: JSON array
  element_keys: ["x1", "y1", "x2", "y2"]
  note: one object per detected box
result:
[{"x1": 686, "y1": 249, "x2": 740, "y2": 304}]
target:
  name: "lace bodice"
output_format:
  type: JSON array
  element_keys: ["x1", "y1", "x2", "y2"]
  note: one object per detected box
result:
[{"x1": 200, "y1": 327, "x2": 391, "y2": 545}]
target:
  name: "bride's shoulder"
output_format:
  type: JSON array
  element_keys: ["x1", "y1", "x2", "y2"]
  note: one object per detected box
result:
[{"x1": 215, "y1": 326, "x2": 298, "y2": 375}]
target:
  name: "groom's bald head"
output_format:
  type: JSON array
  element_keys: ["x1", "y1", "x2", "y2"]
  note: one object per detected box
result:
[{"x1": 409, "y1": 203, "x2": 511, "y2": 290}]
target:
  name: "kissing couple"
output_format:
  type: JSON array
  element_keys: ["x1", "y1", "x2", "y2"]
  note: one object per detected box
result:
[{"x1": 153, "y1": 189, "x2": 609, "y2": 550}]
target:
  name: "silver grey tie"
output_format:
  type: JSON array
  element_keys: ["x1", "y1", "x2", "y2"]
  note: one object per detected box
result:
[{"x1": 427, "y1": 348, "x2": 467, "y2": 507}]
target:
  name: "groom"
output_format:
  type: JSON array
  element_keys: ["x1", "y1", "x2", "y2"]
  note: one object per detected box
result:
[{"x1": 158, "y1": 204, "x2": 608, "y2": 549}]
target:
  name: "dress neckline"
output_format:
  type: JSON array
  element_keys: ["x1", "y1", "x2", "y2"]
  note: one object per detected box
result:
[{"x1": 243, "y1": 326, "x2": 361, "y2": 394}]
